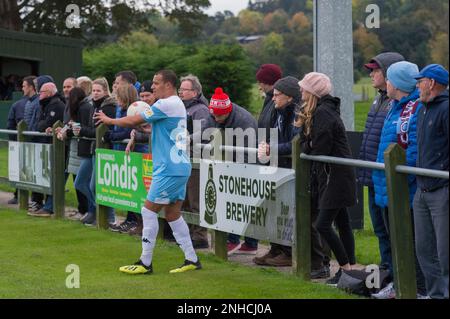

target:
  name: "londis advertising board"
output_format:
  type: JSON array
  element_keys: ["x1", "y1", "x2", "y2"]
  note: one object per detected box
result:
[{"x1": 96, "y1": 149, "x2": 152, "y2": 213}]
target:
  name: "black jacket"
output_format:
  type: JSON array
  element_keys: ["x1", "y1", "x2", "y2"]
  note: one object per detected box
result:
[
  {"x1": 416, "y1": 90, "x2": 449, "y2": 191},
  {"x1": 36, "y1": 93, "x2": 66, "y2": 143},
  {"x1": 300, "y1": 95, "x2": 356, "y2": 210},
  {"x1": 74, "y1": 98, "x2": 94, "y2": 158},
  {"x1": 257, "y1": 90, "x2": 277, "y2": 143},
  {"x1": 78, "y1": 96, "x2": 116, "y2": 156}
]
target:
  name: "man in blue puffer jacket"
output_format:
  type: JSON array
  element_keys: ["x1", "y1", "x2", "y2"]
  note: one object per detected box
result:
[
  {"x1": 371, "y1": 61, "x2": 427, "y2": 299},
  {"x1": 358, "y1": 52, "x2": 404, "y2": 272}
]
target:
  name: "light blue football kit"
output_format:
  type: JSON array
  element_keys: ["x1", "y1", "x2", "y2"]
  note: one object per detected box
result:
[{"x1": 140, "y1": 95, "x2": 192, "y2": 204}]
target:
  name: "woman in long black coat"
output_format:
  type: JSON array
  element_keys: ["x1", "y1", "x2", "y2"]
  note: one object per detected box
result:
[{"x1": 296, "y1": 72, "x2": 357, "y2": 285}]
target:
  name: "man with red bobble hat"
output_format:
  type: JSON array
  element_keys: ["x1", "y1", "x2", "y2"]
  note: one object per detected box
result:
[{"x1": 207, "y1": 87, "x2": 260, "y2": 255}]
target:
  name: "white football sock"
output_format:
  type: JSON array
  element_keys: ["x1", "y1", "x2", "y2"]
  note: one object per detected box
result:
[
  {"x1": 168, "y1": 216, "x2": 198, "y2": 263},
  {"x1": 140, "y1": 207, "x2": 159, "y2": 267}
]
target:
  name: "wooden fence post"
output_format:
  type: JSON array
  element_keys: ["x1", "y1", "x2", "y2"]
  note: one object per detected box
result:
[
  {"x1": 52, "y1": 121, "x2": 65, "y2": 219},
  {"x1": 292, "y1": 136, "x2": 311, "y2": 280},
  {"x1": 96, "y1": 124, "x2": 110, "y2": 229},
  {"x1": 17, "y1": 120, "x2": 28, "y2": 211},
  {"x1": 211, "y1": 129, "x2": 227, "y2": 261},
  {"x1": 384, "y1": 143, "x2": 417, "y2": 299}
]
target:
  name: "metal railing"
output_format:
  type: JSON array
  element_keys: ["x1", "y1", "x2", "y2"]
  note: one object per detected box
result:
[{"x1": 1, "y1": 124, "x2": 448, "y2": 299}]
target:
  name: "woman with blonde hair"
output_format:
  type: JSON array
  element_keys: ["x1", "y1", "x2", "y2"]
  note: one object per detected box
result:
[
  {"x1": 73, "y1": 77, "x2": 116, "y2": 226},
  {"x1": 77, "y1": 76, "x2": 93, "y2": 97},
  {"x1": 106, "y1": 83, "x2": 149, "y2": 234},
  {"x1": 296, "y1": 72, "x2": 356, "y2": 285}
]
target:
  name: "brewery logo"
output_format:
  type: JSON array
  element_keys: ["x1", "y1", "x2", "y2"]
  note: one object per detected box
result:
[{"x1": 204, "y1": 164, "x2": 217, "y2": 225}]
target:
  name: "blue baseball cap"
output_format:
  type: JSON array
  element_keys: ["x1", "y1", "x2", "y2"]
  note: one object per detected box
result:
[{"x1": 414, "y1": 64, "x2": 449, "y2": 86}]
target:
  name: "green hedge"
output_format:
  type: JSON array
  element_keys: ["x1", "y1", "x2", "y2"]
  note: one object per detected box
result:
[{"x1": 83, "y1": 40, "x2": 254, "y2": 108}]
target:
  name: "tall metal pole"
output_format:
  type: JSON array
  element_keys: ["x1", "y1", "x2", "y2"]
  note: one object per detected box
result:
[{"x1": 314, "y1": 0, "x2": 355, "y2": 131}]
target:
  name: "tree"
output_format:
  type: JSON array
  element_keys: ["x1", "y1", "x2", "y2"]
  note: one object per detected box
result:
[
  {"x1": 0, "y1": 0, "x2": 21, "y2": 30},
  {"x1": 238, "y1": 9, "x2": 263, "y2": 35},
  {"x1": 263, "y1": 9, "x2": 289, "y2": 33},
  {"x1": 353, "y1": 26, "x2": 383, "y2": 64},
  {"x1": 1, "y1": 0, "x2": 211, "y2": 43},
  {"x1": 162, "y1": 0, "x2": 211, "y2": 38},
  {"x1": 429, "y1": 32, "x2": 449, "y2": 69},
  {"x1": 262, "y1": 32, "x2": 284, "y2": 56},
  {"x1": 288, "y1": 12, "x2": 311, "y2": 33},
  {"x1": 189, "y1": 44, "x2": 254, "y2": 107}
]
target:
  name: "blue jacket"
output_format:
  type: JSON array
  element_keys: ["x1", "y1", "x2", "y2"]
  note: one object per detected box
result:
[
  {"x1": 358, "y1": 90, "x2": 391, "y2": 186},
  {"x1": 107, "y1": 106, "x2": 148, "y2": 153},
  {"x1": 416, "y1": 90, "x2": 449, "y2": 191},
  {"x1": 372, "y1": 89, "x2": 423, "y2": 208},
  {"x1": 7, "y1": 96, "x2": 27, "y2": 141},
  {"x1": 23, "y1": 95, "x2": 40, "y2": 131},
  {"x1": 7, "y1": 96, "x2": 27, "y2": 130},
  {"x1": 274, "y1": 102, "x2": 300, "y2": 168}
]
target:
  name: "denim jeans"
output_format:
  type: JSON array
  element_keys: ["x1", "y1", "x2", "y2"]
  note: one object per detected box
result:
[
  {"x1": 368, "y1": 186, "x2": 392, "y2": 269},
  {"x1": 74, "y1": 157, "x2": 96, "y2": 214},
  {"x1": 90, "y1": 156, "x2": 115, "y2": 224},
  {"x1": 228, "y1": 233, "x2": 258, "y2": 248},
  {"x1": 413, "y1": 185, "x2": 449, "y2": 299},
  {"x1": 43, "y1": 173, "x2": 88, "y2": 214}
]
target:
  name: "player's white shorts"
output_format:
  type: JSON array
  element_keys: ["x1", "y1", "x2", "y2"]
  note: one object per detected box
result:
[{"x1": 147, "y1": 175, "x2": 189, "y2": 204}]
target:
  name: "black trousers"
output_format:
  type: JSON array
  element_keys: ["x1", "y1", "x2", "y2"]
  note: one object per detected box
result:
[
  {"x1": 316, "y1": 207, "x2": 356, "y2": 267},
  {"x1": 311, "y1": 196, "x2": 331, "y2": 270}
]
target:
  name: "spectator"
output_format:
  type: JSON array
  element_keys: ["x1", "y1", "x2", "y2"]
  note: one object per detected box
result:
[
  {"x1": 138, "y1": 80, "x2": 156, "y2": 106},
  {"x1": 113, "y1": 70, "x2": 141, "y2": 94},
  {"x1": 22, "y1": 76, "x2": 39, "y2": 132},
  {"x1": 63, "y1": 77, "x2": 77, "y2": 99},
  {"x1": 6, "y1": 79, "x2": 28, "y2": 205},
  {"x1": 207, "y1": 87, "x2": 259, "y2": 255},
  {"x1": 24, "y1": 75, "x2": 55, "y2": 213},
  {"x1": 296, "y1": 72, "x2": 357, "y2": 286},
  {"x1": 28, "y1": 82, "x2": 65, "y2": 217},
  {"x1": 371, "y1": 61, "x2": 427, "y2": 299},
  {"x1": 358, "y1": 52, "x2": 405, "y2": 274},
  {"x1": 77, "y1": 76, "x2": 93, "y2": 98},
  {"x1": 107, "y1": 83, "x2": 146, "y2": 231},
  {"x1": 256, "y1": 64, "x2": 282, "y2": 145},
  {"x1": 24, "y1": 75, "x2": 53, "y2": 213},
  {"x1": 254, "y1": 76, "x2": 300, "y2": 267},
  {"x1": 55, "y1": 77, "x2": 89, "y2": 220},
  {"x1": 69, "y1": 87, "x2": 97, "y2": 226},
  {"x1": 74, "y1": 78, "x2": 116, "y2": 226},
  {"x1": 3, "y1": 74, "x2": 20, "y2": 100},
  {"x1": 178, "y1": 74, "x2": 212, "y2": 249},
  {"x1": 413, "y1": 64, "x2": 449, "y2": 299}
]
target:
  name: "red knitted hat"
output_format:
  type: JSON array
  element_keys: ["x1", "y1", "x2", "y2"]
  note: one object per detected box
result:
[
  {"x1": 209, "y1": 88, "x2": 232, "y2": 115},
  {"x1": 256, "y1": 64, "x2": 282, "y2": 85}
]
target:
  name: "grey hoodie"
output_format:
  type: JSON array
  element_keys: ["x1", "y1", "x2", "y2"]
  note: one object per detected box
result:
[{"x1": 368, "y1": 52, "x2": 405, "y2": 77}]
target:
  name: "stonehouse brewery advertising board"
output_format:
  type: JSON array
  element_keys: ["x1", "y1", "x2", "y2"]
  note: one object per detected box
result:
[{"x1": 200, "y1": 160, "x2": 296, "y2": 246}]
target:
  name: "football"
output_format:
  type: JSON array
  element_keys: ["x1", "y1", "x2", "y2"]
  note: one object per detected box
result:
[{"x1": 127, "y1": 101, "x2": 150, "y2": 117}]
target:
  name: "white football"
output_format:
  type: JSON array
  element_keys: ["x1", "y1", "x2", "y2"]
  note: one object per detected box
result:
[{"x1": 127, "y1": 101, "x2": 150, "y2": 117}]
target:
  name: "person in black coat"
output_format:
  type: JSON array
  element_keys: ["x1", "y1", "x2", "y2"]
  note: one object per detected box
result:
[
  {"x1": 256, "y1": 64, "x2": 282, "y2": 145},
  {"x1": 254, "y1": 76, "x2": 300, "y2": 267},
  {"x1": 297, "y1": 72, "x2": 356, "y2": 285}
]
